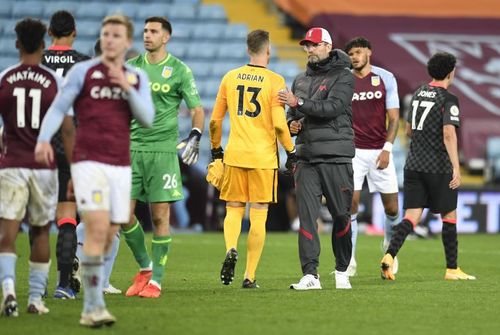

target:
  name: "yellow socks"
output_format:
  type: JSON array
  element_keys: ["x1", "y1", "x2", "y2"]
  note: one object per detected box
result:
[
  {"x1": 245, "y1": 207, "x2": 268, "y2": 281},
  {"x1": 223, "y1": 206, "x2": 245, "y2": 252}
]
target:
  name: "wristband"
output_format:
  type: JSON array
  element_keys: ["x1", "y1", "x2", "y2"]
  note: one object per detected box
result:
[{"x1": 382, "y1": 142, "x2": 393, "y2": 153}]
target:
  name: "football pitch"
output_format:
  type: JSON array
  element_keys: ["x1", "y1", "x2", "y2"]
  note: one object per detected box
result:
[{"x1": 4, "y1": 232, "x2": 500, "y2": 334}]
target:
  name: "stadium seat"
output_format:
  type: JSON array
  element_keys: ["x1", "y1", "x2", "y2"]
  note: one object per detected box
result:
[
  {"x1": 270, "y1": 61, "x2": 302, "y2": 78},
  {"x1": 170, "y1": 23, "x2": 193, "y2": 40},
  {"x1": 0, "y1": 2, "x2": 12, "y2": 18},
  {"x1": 0, "y1": 19, "x2": 18, "y2": 36},
  {"x1": 200, "y1": 97, "x2": 214, "y2": 109},
  {"x1": 191, "y1": 23, "x2": 227, "y2": 41},
  {"x1": 43, "y1": 2, "x2": 80, "y2": 18},
  {"x1": 197, "y1": 4, "x2": 227, "y2": 22},
  {"x1": 107, "y1": 3, "x2": 140, "y2": 18},
  {"x1": 0, "y1": 37, "x2": 18, "y2": 57},
  {"x1": 224, "y1": 24, "x2": 248, "y2": 41},
  {"x1": 211, "y1": 62, "x2": 241, "y2": 79},
  {"x1": 11, "y1": 2, "x2": 44, "y2": 18},
  {"x1": 168, "y1": 42, "x2": 188, "y2": 58},
  {"x1": 168, "y1": 4, "x2": 196, "y2": 21},
  {"x1": 188, "y1": 61, "x2": 212, "y2": 79},
  {"x1": 75, "y1": 21, "x2": 101, "y2": 39},
  {"x1": 202, "y1": 79, "x2": 221, "y2": 98},
  {"x1": 72, "y1": 39, "x2": 95, "y2": 56},
  {"x1": 74, "y1": 3, "x2": 108, "y2": 19},
  {"x1": 0, "y1": 56, "x2": 20, "y2": 72},
  {"x1": 171, "y1": 0, "x2": 199, "y2": 4},
  {"x1": 136, "y1": 4, "x2": 171, "y2": 21},
  {"x1": 186, "y1": 43, "x2": 218, "y2": 60},
  {"x1": 216, "y1": 43, "x2": 247, "y2": 60}
]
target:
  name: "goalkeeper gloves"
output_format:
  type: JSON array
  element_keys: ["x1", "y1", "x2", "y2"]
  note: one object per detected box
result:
[
  {"x1": 285, "y1": 148, "x2": 297, "y2": 175},
  {"x1": 211, "y1": 146, "x2": 224, "y2": 161},
  {"x1": 206, "y1": 159, "x2": 224, "y2": 190},
  {"x1": 177, "y1": 128, "x2": 202, "y2": 166}
]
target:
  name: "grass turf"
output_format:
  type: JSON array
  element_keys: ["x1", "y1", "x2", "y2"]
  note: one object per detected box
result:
[{"x1": 3, "y1": 232, "x2": 500, "y2": 334}]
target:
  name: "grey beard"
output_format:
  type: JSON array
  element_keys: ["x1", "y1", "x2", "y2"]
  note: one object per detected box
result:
[{"x1": 308, "y1": 55, "x2": 320, "y2": 63}]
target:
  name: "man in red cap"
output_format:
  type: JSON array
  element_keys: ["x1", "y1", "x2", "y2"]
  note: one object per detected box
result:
[{"x1": 278, "y1": 27, "x2": 355, "y2": 290}]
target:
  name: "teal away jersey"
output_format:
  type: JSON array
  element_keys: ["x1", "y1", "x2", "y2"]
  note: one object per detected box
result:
[{"x1": 127, "y1": 52, "x2": 201, "y2": 152}]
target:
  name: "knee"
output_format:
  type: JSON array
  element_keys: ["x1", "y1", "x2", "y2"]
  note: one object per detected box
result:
[
  {"x1": 152, "y1": 216, "x2": 167, "y2": 228},
  {"x1": 385, "y1": 209, "x2": 399, "y2": 218},
  {"x1": 333, "y1": 215, "x2": 351, "y2": 236},
  {"x1": 384, "y1": 205, "x2": 399, "y2": 217}
]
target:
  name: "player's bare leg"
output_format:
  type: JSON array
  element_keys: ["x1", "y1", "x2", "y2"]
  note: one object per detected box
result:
[{"x1": 79, "y1": 211, "x2": 115, "y2": 327}]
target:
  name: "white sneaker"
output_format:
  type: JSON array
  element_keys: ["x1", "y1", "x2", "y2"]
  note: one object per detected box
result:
[
  {"x1": 27, "y1": 299, "x2": 49, "y2": 315},
  {"x1": 383, "y1": 241, "x2": 399, "y2": 275},
  {"x1": 335, "y1": 270, "x2": 352, "y2": 289},
  {"x1": 80, "y1": 307, "x2": 116, "y2": 328},
  {"x1": 103, "y1": 284, "x2": 122, "y2": 295},
  {"x1": 346, "y1": 257, "x2": 357, "y2": 277},
  {"x1": 290, "y1": 274, "x2": 322, "y2": 290}
]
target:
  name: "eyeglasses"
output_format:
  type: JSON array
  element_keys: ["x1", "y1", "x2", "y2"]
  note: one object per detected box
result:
[{"x1": 302, "y1": 42, "x2": 326, "y2": 51}]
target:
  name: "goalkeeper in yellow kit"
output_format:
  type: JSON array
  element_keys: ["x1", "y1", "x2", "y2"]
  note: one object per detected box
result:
[{"x1": 209, "y1": 29, "x2": 296, "y2": 288}]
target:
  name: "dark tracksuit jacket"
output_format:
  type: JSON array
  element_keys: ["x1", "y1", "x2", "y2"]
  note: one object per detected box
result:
[{"x1": 287, "y1": 49, "x2": 355, "y2": 275}]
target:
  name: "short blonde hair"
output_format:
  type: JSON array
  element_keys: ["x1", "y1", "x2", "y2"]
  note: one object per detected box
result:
[{"x1": 101, "y1": 14, "x2": 134, "y2": 39}]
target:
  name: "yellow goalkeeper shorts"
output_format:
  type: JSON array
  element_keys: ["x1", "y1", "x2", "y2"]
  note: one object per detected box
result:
[{"x1": 220, "y1": 165, "x2": 277, "y2": 203}]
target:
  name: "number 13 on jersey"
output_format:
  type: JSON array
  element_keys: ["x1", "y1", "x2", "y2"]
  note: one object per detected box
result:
[{"x1": 236, "y1": 85, "x2": 262, "y2": 118}]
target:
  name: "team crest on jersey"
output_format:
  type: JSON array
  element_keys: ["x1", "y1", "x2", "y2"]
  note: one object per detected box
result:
[
  {"x1": 371, "y1": 75, "x2": 380, "y2": 87},
  {"x1": 90, "y1": 70, "x2": 105, "y2": 79},
  {"x1": 162, "y1": 66, "x2": 173, "y2": 78},
  {"x1": 126, "y1": 72, "x2": 138, "y2": 85},
  {"x1": 92, "y1": 190, "x2": 103, "y2": 204}
]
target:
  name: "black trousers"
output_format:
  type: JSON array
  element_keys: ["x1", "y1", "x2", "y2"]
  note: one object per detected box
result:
[{"x1": 294, "y1": 162, "x2": 353, "y2": 275}]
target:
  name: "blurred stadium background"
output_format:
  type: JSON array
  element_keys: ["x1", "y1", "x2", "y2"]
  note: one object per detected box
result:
[{"x1": 1, "y1": 0, "x2": 499, "y2": 235}]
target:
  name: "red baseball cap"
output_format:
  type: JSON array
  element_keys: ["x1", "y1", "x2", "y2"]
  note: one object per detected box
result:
[{"x1": 299, "y1": 27, "x2": 332, "y2": 45}]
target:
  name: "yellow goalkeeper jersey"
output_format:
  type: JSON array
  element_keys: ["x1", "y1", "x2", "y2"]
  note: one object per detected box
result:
[{"x1": 210, "y1": 64, "x2": 294, "y2": 169}]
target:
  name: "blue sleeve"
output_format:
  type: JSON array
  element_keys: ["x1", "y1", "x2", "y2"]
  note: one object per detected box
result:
[
  {"x1": 128, "y1": 69, "x2": 155, "y2": 127},
  {"x1": 373, "y1": 66, "x2": 399, "y2": 109},
  {"x1": 37, "y1": 62, "x2": 85, "y2": 142}
]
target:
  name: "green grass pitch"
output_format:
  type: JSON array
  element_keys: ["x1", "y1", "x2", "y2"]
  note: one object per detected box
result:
[{"x1": 3, "y1": 232, "x2": 500, "y2": 334}]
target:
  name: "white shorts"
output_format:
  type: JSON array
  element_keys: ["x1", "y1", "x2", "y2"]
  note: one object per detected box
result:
[
  {"x1": 71, "y1": 161, "x2": 131, "y2": 224},
  {"x1": 0, "y1": 168, "x2": 58, "y2": 226},
  {"x1": 353, "y1": 148, "x2": 399, "y2": 193}
]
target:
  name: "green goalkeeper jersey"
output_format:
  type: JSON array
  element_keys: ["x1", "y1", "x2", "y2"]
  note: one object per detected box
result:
[{"x1": 127, "y1": 52, "x2": 201, "y2": 152}]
